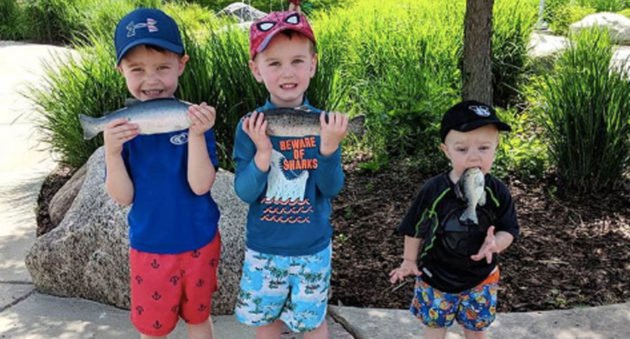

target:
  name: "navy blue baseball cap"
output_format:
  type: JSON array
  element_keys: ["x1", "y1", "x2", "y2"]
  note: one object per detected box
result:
[
  {"x1": 114, "y1": 8, "x2": 184, "y2": 65},
  {"x1": 440, "y1": 100, "x2": 511, "y2": 141}
]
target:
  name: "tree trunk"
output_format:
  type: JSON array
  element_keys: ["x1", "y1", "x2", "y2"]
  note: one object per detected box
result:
[{"x1": 462, "y1": 0, "x2": 494, "y2": 105}]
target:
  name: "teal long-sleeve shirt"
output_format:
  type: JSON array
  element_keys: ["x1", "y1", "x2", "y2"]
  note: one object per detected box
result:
[{"x1": 233, "y1": 99, "x2": 344, "y2": 256}]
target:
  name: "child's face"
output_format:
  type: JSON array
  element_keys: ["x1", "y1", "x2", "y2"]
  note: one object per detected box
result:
[
  {"x1": 440, "y1": 124, "x2": 499, "y2": 180},
  {"x1": 249, "y1": 33, "x2": 317, "y2": 107},
  {"x1": 117, "y1": 45, "x2": 189, "y2": 101}
]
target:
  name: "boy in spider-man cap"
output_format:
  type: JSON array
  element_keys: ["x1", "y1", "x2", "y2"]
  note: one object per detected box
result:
[{"x1": 233, "y1": 1, "x2": 348, "y2": 338}]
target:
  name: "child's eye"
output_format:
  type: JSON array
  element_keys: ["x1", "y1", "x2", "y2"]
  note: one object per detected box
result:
[
  {"x1": 158, "y1": 66, "x2": 170, "y2": 71},
  {"x1": 456, "y1": 148, "x2": 467, "y2": 153},
  {"x1": 292, "y1": 59, "x2": 304, "y2": 64},
  {"x1": 269, "y1": 61, "x2": 281, "y2": 67},
  {"x1": 130, "y1": 68, "x2": 142, "y2": 72}
]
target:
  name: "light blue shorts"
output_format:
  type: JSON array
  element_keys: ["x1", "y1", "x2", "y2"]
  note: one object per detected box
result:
[{"x1": 234, "y1": 244, "x2": 331, "y2": 333}]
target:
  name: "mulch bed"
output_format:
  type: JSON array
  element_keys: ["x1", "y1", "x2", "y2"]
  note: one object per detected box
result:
[
  {"x1": 37, "y1": 160, "x2": 630, "y2": 312},
  {"x1": 330, "y1": 160, "x2": 630, "y2": 312}
]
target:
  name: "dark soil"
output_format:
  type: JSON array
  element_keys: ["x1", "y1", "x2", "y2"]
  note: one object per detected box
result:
[{"x1": 37, "y1": 161, "x2": 630, "y2": 312}]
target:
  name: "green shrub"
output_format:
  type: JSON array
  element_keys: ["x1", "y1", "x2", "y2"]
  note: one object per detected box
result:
[
  {"x1": 618, "y1": 8, "x2": 630, "y2": 17},
  {"x1": 549, "y1": 3, "x2": 596, "y2": 35},
  {"x1": 492, "y1": 0, "x2": 538, "y2": 107},
  {"x1": 537, "y1": 28, "x2": 630, "y2": 193},
  {"x1": 196, "y1": 0, "x2": 351, "y2": 15},
  {"x1": 0, "y1": 0, "x2": 26, "y2": 40},
  {"x1": 577, "y1": 0, "x2": 629, "y2": 11},
  {"x1": 494, "y1": 107, "x2": 548, "y2": 180}
]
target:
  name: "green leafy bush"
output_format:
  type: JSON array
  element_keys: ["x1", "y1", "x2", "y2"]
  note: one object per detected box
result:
[
  {"x1": 0, "y1": 0, "x2": 26, "y2": 40},
  {"x1": 549, "y1": 3, "x2": 596, "y2": 35},
  {"x1": 537, "y1": 28, "x2": 630, "y2": 193}
]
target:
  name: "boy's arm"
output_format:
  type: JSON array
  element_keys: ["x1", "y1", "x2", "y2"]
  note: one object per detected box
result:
[
  {"x1": 187, "y1": 103, "x2": 217, "y2": 195},
  {"x1": 104, "y1": 119, "x2": 137, "y2": 206},
  {"x1": 389, "y1": 235, "x2": 423, "y2": 283},
  {"x1": 315, "y1": 112, "x2": 348, "y2": 197},
  {"x1": 187, "y1": 133, "x2": 216, "y2": 195},
  {"x1": 314, "y1": 148, "x2": 344, "y2": 197},
  {"x1": 233, "y1": 117, "x2": 270, "y2": 203}
]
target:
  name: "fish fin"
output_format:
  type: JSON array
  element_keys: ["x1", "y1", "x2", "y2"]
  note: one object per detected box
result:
[
  {"x1": 459, "y1": 207, "x2": 478, "y2": 225},
  {"x1": 78, "y1": 114, "x2": 101, "y2": 140},
  {"x1": 349, "y1": 115, "x2": 366, "y2": 137},
  {"x1": 479, "y1": 190, "x2": 487, "y2": 206},
  {"x1": 124, "y1": 98, "x2": 141, "y2": 107}
]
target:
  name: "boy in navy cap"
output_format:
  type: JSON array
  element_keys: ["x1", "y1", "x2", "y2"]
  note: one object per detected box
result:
[
  {"x1": 389, "y1": 100, "x2": 519, "y2": 339},
  {"x1": 232, "y1": 1, "x2": 348, "y2": 338},
  {"x1": 104, "y1": 8, "x2": 221, "y2": 338}
]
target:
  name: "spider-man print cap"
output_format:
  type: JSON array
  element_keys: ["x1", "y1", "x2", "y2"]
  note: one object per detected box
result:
[
  {"x1": 114, "y1": 8, "x2": 184, "y2": 65},
  {"x1": 249, "y1": 10, "x2": 316, "y2": 60}
]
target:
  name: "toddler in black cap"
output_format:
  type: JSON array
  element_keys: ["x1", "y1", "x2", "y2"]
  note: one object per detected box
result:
[{"x1": 390, "y1": 100, "x2": 519, "y2": 338}]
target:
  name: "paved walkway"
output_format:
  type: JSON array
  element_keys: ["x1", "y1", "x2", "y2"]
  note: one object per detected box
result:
[{"x1": 1, "y1": 41, "x2": 629, "y2": 338}]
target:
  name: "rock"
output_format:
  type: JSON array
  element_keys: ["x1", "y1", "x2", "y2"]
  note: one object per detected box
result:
[
  {"x1": 570, "y1": 12, "x2": 630, "y2": 44},
  {"x1": 48, "y1": 164, "x2": 87, "y2": 227},
  {"x1": 216, "y1": 2, "x2": 267, "y2": 22},
  {"x1": 528, "y1": 31, "x2": 569, "y2": 59},
  {"x1": 25, "y1": 147, "x2": 247, "y2": 315}
]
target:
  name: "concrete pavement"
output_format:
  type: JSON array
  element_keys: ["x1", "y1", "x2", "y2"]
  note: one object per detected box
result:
[{"x1": 1, "y1": 41, "x2": 629, "y2": 338}]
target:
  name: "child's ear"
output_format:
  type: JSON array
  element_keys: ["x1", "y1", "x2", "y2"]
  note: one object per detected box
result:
[
  {"x1": 248, "y1": 59, "x2": 263, "y2": 83},
  {"x1": 439, "y1": 143, "x2": 450, "y2": 159},
  {"x1": 309, "y1": 53, "x2": 318, "y2": 78},
  {"x1": 178, "y1": 54, "x2": 190, "y2": 76}
]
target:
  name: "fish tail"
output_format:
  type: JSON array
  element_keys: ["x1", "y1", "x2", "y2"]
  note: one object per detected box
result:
[
  {"x1": 349, "y1": 115, "x2": 366, "y2": 137},
  {"x1": 78, "y1": 114, "x2": 102, "y2": 140},
  {"x1": 459, "y1": 207, "x2": 479, "y2": 225}
]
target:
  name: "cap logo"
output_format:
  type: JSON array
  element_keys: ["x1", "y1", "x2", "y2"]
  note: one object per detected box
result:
[
  {"x1": 469, "y1": 105, "x2": 491, "y2": 117},
  {"x1": 126, "y1": 18, "x2": 158, "y2": 37},
  {"x1": 256, "y1": 13, "x2": 300, "y2": 32}
]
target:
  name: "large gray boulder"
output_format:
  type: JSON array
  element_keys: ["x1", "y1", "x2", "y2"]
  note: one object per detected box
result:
[
  {"x1": 48, "y1": 164, "x2": 87, "y2": 227},
  {"x1": 25, "y1": 147, "x2": 247, "y2": 315},
  {"x1": 570, "y1": 12, "x2": 630, "y2": 44}
]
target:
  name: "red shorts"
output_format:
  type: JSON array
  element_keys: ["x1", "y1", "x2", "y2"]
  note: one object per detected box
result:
[{"x1": 129, "y1": 233, "x2": 221, "y2": 337}]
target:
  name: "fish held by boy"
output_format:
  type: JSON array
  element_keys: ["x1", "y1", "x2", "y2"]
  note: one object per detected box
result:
[
  {"x1": 250, "y1": 106, "x2": 366, "y2": 138},
  {"x1": 78, "y1": 98, "x2": 191, "y2": 140},
  {"x1": 455, "y1": 167, "x2": 486, "y2": 225}
]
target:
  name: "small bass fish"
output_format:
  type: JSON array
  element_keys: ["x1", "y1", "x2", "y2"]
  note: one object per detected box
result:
[
  {"x1": 250, "y1": 106, "x2": 366, "y2": 138},
  {"x1": 455, "y1": 167, "x2": 487, "y2": 225},
  {"x1": 78, "y1": 98, "x2": 191, "y2": 140}
]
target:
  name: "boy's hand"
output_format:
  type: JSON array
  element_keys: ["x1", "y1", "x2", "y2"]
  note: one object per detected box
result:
[
  {"x1": 320, "y1": 111, "x2": 348, "y2": 156},
  {"x1": 103, "y1": 118, "x2": 138, "y2": 156},
  {"x1": 471, "y1": 226, "x2": 498, "y2": 264},
  {"x1": 188, "y1": 102, "x2": 216, "y2": 136},
  {"x1": 389, "y1": 260, "x2": 421, "y2": 284},
  {"x1": 242, "y1": 111, "x2": 272, "y2": 153}
]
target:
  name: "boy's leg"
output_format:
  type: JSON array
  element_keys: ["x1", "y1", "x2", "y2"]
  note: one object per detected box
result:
[
  {"x1": 410, "y1": 278, "x2": 459, "y2": 337},
  {"x1": 255, "y1": 320, "x2": 286, "y2": 339},
  {"x1": 234, "y1": 249, "x2": 291, "y2": 328},
  {"x1": 281, "y1": 244, "x2": 332, "y2": 334},
  {"x1": 303, "y1": 319, "x2": 328, "y2": 339},
  {"x1": 179, "y1": 234, "x2": 221, "y2": 337},
  {"x1": 187, "y1": 319, "x2": 214, "y2": 339},
  {"x1": 463, "y1": 328, "x2": 488, "y2": 339},
  {"x1": 455, "y1": 271, "x2": 499, "y2": 334},
  {"x1": 130, "y1": 249, "x2": 183, "y2": 337},
  {"x1": 423, "y1": 327, "x2": 447, "y2": 339}
]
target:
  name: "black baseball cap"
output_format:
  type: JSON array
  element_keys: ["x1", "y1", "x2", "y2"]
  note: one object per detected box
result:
[{"x1": 440, "y1": 100, "x2": 511, "y2": 141}]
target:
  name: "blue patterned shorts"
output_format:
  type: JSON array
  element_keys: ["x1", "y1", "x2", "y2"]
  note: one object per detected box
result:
[
  {"x1": 234, "y1": 244, "x2": 331, "y2": 333},
  {"x1": 411, "y1": 272, "x2": 499, "y2": 331}
]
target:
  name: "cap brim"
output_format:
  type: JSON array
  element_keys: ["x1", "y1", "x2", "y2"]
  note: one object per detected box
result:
[
  {"x1": 456, "y1": 120, "x2": 511, "y2": 133},
  {"x1": 117, "y1": 38, "x2": 184, "y2": 64}
]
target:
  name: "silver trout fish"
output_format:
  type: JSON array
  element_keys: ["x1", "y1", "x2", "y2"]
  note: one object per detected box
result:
[
  {"x1": 455, "y1": 167, "x2": 486, "y2": 225},
  {"x1": 78, "y1": 98, "x2": 191, "y2": 140},
  {"x1": 251, "y1": 106, "x2": 365, "y2": 137}
]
